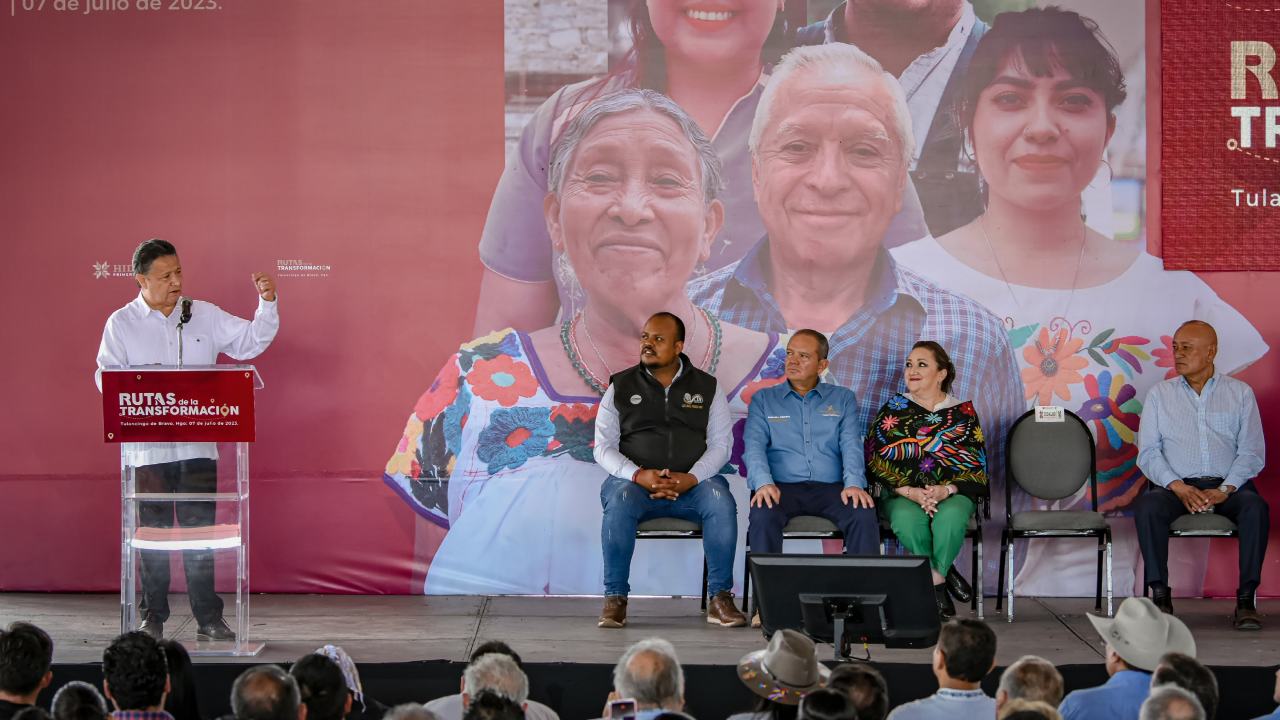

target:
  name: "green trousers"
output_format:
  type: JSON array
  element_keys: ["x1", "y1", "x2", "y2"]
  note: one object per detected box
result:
[{"x1": 880, "y1": 493, "x2": 975, "y2": 574}]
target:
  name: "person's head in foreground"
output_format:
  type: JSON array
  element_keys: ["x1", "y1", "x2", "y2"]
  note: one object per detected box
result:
[
  {"x1": 0, "y1": 622, "x2": 53, "y2": 706},
  {"x1": 933, "y1": 619, "x2": 997, "y2": 688},
  {"x1": 1150, "y1": 653, "x2": 1217, "y2": 720},
  {"x1": 231, "y1": 665, "x2": 305, "y2": 720},
  {"x1": 827, "y1": 663, "x2": 889, "y2": 720},
  {"x1": 613, "y1": 638, "x2": 684, "y2": 712},
  {"x1": 1139, "y1": 685, "x2": 1205, "y2": 720},
  {"x1": 996, "y1": 655, "x2": 1063, "y2": 710},
  {"x1": 102, "y1": 632, "x2": 169, "y2": 713},
  {"x1": 1087, "y1": 597, "x2": 1196, "y2": 676}
]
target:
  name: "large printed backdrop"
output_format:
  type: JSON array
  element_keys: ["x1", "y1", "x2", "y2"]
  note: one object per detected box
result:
[{"x1": 1, "y1": 0, "x2": 1278, "y2": 597}]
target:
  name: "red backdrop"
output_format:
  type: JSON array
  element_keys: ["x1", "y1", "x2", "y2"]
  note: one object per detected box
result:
[{"x1": 0, "y1": 0, "x2": 1277, "y2": 597}]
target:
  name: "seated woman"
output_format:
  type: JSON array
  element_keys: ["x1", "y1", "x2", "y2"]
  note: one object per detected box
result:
[
  {"x1": 865, "y1": 341, "x2": 988, "y2": 619},
  {"x1": 383, "y1": 88, "x2": 784, "y2": 595}
]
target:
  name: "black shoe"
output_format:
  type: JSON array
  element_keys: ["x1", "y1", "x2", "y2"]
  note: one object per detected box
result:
[
  {"x1": 138, "y1": 614, "x2": 163, "y2": 640},
  {"x1": 934, "y1": 582, "x2": 956, "y2": 620},
  {"x1": 1151, "y1": 584, "x2": 1174, "y2": 615},
  {"x1": 196, "y1": 617, "x2": 236, "y2": 642},
  {"x1": 945, "y1": 566, "x2": 973, "y2": 604},
  {"x1": 1234, "y1": 592, "x2": 1262, "y2": 631}
]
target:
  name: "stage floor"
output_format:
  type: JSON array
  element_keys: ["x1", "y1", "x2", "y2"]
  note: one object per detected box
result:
[{"x1": 2, "y1": 592, "x2": 1275, "y2": 666}]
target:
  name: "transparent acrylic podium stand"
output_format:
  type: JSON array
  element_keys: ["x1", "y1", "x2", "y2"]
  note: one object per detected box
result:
[{"x1": 107, "y1": 365, "x2": 265, "y2": 657}]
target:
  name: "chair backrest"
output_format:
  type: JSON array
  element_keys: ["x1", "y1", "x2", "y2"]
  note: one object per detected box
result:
[{"x1": 1005, "y1": 409, "x2": 1097, "y2": 509}]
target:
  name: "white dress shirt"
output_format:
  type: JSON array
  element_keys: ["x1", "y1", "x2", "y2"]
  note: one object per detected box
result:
[
  {"x1": 592, "y1": 359, "x2": 733, "y2": 483},
  {"x1": 96, "y1": 292, "x2": 280, "y2": 466}
]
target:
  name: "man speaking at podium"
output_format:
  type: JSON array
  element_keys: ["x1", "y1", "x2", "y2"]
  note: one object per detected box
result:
[{"x1": 95, "y1": 238, "x2": 279, "y2": 642}]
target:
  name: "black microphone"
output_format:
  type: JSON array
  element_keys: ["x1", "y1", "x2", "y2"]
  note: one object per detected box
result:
[{"x1": 179, "y1": 297, "x2": 193, "y2": 325}]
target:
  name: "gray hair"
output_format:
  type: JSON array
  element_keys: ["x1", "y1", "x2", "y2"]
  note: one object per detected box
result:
[
  {"x1": 385, "y1": 705, "x2": 439, "y2": 720},
  {"x1": 463, "y1": 653, "x2": 529, "y2": 705},
  {"x1": 998, "y1": 655, "x2": 1064, "y2": 707},
  {"x1": 613, "y1": 638, "x2": 684, "y2": 710},
  {"x1": 547, "y1": 88, "x2": 724, "y2": 205},
  {"x1": 1140, "y1": 686, "x2": 1205, "y2": 720},
  {"x1": 750, "y1": 43, "x2": 915, "y2": 168}
]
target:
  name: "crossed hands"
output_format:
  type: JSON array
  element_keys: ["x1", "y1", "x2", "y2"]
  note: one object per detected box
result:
[
  {"x1": 750, "y1": 483, "x2": 875, "y2": 509},
  {"x1": 1169, "y1": 480, "x2": 1228, "y2": 514},
  {"x1": 634, "y1": 468, "x2": 697, "y2": 500},
  {"x1": 900, "y1": 485, "x2": 952, "y2": 517}
]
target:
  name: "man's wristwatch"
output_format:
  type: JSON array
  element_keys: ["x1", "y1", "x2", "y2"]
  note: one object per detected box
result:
[{"x1": 1216, "y1": 484, "x2": 1236, "y2": 495}]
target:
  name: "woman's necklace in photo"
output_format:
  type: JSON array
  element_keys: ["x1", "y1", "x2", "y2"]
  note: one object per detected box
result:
[{"x1": 979, "y1": 214, "x2": 1087, "y2": 323}]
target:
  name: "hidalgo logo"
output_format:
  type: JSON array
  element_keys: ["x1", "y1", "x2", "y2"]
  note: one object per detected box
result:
[{"x1": 92, "y1": 261, "x2": 133, "y2": 279}]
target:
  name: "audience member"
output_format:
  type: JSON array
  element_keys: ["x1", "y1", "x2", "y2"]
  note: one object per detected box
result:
[
  {"x1": 886, "y1": 619, "x2": 997, "y2": 719},
  {"x1": 314, "y1": 646, "x2": 388, "y2": 720},
  {"x1": 608, "y1": 639, "x2": 685, "y2": 720},
  {"x1": 231, "y1": 666, "x2": 304, "y2": 720},
  {"x1": 12, "y1": 708, "x2": 51, "y2": 720},
  {"x1": 1151, "y1": 653, "x2": 1218, "y2": 720},
  {"x1": 385, "y1": 706, "x2": 438, "y2": 720},
  {"x1": 1060, "y1": 598, "x2": 1196, "y2": 720},
  {"x1": 52, "y1": 682, "x2": 109, "y2": 720},
  {"x1": 290, "y1": 655, "x2": 350, "y2": 720},
  {"x1": 1140, "y1": 686, "x2": 1204, "y2": 720},
  {"x1": 0, "y1": 623, "x2": 53, "y2": 720},
  {"x1": 996, "y1": 656, "x2": 1063, "y2": 711},
  {"x1": 424, "y1": 642, "x2": 555, "y2": 720},
  {"x1": 159, "y1": 641, "x2": 200, "y2": 720},
  {"x1": 999, "y1": 699, "x2": 1061, "y2": 720},
  {"x1": 101, "y1": 632, "x2": 170, "y2": 718},
  {"x1": 827, "y1": 664, "x2": 889, "y2": 720},
  {"x1": 460, "y1": 693, "x2": 521, "y2": 720},
  {"x1": 728, "y1": 630, "x2": 827, "y2": 720},
  {"x1": 795, "y1": 690, "x2": 856, "y2": 720}
]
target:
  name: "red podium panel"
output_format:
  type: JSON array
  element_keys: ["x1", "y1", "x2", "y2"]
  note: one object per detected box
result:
[{"x1": 101, "y1": 367, "x2": 257, "y2": 443}]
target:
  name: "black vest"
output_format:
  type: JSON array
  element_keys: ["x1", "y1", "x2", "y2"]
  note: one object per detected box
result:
[{"x1": 611, "y1": 355, "x2": 718, "y2": 474}]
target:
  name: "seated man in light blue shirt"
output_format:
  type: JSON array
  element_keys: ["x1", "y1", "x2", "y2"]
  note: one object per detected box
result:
[
  {"x1": 1060, "y1": 597, "x2": 1197, "y2": 720},
  {"x1": 1134, "y1": 320, "x2": 1269, "y2": 630},
  {"x1": 743, "y1": 331, "x2": 878, "y2": 569},
  {"x1": 886, "y1": 619, "x2": 996, "y2": 720}
]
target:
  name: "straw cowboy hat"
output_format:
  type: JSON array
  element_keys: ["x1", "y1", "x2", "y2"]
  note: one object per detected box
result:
[
  {"x1": 737, "y1": 629, "x2": 830, "y2": 705},
  {"x1": 1086, "y1": 597, "x2": 1196, "y2": 672}
]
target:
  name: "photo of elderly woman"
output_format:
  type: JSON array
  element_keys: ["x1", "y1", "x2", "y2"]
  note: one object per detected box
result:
[
  {"x1": 891, "y1": 7, "x2": 1268, "y2": 597},
  {"x1": 385, "y1": 90, "x2": 787, "y2": 594}
]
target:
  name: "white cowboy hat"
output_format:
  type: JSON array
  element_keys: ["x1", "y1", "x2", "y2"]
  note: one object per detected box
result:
[
  {"x1": 1086, "y1": 596, "x2": 1196, "y2": 672},
  {"x1": 737, "y1": 629, "x2": 830, "y2": 705}
]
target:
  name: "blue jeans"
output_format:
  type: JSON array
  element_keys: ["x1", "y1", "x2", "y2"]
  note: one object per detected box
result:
[{"x1": 600, "y1": 474, "x2": 737, "y2": 597}]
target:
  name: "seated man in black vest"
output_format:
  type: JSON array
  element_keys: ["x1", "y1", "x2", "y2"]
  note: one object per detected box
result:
[{"x1": 593, "y1": 312, "x2": 746, "y2": 629}]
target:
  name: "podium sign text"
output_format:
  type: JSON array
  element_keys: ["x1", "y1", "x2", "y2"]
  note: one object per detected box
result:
[{"x1": 102, "y1": 369, "x2": 256, "y2": 443}]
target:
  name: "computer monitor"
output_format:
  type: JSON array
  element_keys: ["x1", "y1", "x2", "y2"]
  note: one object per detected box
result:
[{"x1": 749, "y1": 554, "x2": 941, "y2": 652}]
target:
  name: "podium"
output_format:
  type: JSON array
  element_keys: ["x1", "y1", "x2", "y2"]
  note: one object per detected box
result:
[{"x1": 101, "y1": 365, "x2": 265, "y2": 656}]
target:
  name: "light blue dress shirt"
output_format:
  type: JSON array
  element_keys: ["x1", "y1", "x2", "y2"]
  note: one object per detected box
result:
[
  {"x1": 1137, "y1": 373, "x2": 1265, "y2": 489},
  {"x1": 742, "y1": 381, "x2": 864, "y2": 492},
  {"x1": 1252, "y1": 706, "x2": 1280, "y2": 719},
  {"x1": 1059, "y1": 670, "x2": 1152, "y2": 720},
  {"x1": 885, "y1": 688, "x2": 995, "y2": 720}
]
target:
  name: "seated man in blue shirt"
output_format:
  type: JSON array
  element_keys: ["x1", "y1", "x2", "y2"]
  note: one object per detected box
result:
[
  {"x1": 743, "y1": 331, "x2": 878, "y2": 609},
  {"x1": 1135, "y1": 320, "x2": 1269, "y2": 630},
  {"x1": 1059, "y1": 597, "x2": 1197, "y2": 720}
]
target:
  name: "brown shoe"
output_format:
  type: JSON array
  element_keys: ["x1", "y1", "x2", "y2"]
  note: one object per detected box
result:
[
  {"x1": 1234, "y1": 599, "x2": 1262, "y2": 631},
  {"x1": 707, "y1": 591, "x2": 747, "y2": 627},
  {"x1": 598, "y1": 595, "x2": 628, "y2": 628}
]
